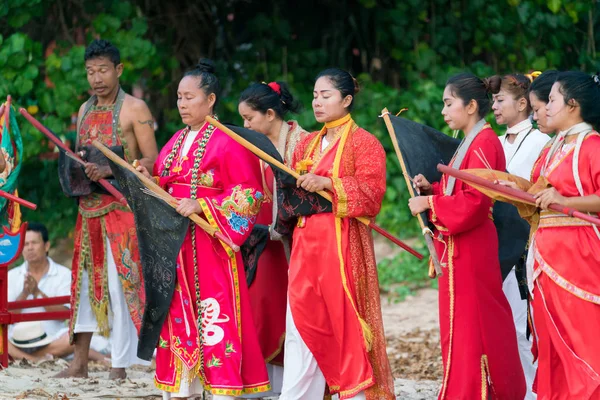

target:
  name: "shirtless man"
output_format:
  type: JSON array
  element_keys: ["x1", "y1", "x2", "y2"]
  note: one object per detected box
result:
[{"x1": 56, "y1": 39, "x2": 158, "y2": 379}]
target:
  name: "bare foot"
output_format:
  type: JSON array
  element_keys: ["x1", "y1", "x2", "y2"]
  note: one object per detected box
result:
[
  {"x1": 109, "y1": 367, "x2": 127, "y2": 380},
  {"x1": 54, "y1": 362, "x2": 88, "y2": 378}
]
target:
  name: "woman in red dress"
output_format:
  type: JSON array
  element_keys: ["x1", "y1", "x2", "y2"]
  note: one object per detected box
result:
[
  {"x1": 237, "y1": 81, "x2": 307, "y2": 397},
  {"x1": 140, "y1": 59, "x2": 270, "y2": 400},
  {"x1": 409, "y1": 73, "x2": 525, "y2": 399},
  {"x1": 527, "y1": 71, "x2": 600, "y2": 399},
  {"x1": 279, "y1": 68, "x2": 394, "y2": 400}
]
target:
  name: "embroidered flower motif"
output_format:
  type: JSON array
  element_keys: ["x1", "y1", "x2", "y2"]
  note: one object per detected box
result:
[
  {"x1": 186, "y1": 340, "x2": 193, "y2": 347},
  {"x1": 228, "y1": 213, "x2": 250, "y2": 234},
  {"x1": 158, "y1": 337, "x2": 169, "y2": 348},
  {"x1": 175, "y1": 318, "x2": 182, "y2": 324},
  {"x1": 225, "y1": 341, "x2": 236, "y2": 357},
  {"x1": 296, "y1": 158, "x2": 314, "y2": 175},
  {"x1": 207, "y1": 354, "x2": 222, "y2": 368},
  {"x1": 198, "y1": 169, "x2": 215, "y2": 187},
  {"x1": 184, "y1": 299, "x2": 189, "y2": 305},
  {"x1": 212, "y1": 185, "x2": 263, "y2": 234}
]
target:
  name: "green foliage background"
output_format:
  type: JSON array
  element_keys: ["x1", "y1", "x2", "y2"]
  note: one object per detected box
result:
[{"x1": 1, "y1": 1, "x2": 598, "y2": 284}]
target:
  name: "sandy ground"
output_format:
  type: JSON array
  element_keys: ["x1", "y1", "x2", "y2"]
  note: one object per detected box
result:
[{"x1": 1, "y1": 237, "x2": 442, "y2": 399}]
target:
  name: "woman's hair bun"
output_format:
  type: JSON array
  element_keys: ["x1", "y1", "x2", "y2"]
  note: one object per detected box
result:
[
  {"x1": 196, "y1": 58, "x2": 216, "y2": 74},
  {"x1": 483, "y1": 75, "x2": 502, "y2": 95},
  {"x1": 352, "y1": 76, "x2": 361, "y2": 94}
]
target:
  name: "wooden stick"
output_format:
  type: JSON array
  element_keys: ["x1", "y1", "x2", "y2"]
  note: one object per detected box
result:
[
  {"x1": 474, "y1": 148, "x2": 500, "y2": 182},
  {"x1": 206, "y1": 116, "x2": 423, "y2": 259},
  {"x1": 91, "y1": 141, "x2": 240, "y2": 252},
  {"x1": 381, "y1": 108, "x2": 442, "y2": 278},
  {"x1": 19, "y1": 108, "x2": 128, "y2": 206}
]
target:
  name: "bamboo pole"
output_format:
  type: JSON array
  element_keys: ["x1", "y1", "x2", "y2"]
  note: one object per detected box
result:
[
  {"x1": 381, "y1": 108, "x2": 442, "y2": 278},
  {"x1": 207, "y1": 116, "x2": 423, "y2": 260},
  {"x1": 92, "y1": 141, "x2": 240, "y2": 252}
]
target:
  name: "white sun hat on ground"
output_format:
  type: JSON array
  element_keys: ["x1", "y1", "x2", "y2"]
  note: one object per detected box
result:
[{"x1": 9, "y1": 321, "x2": 54, "y2": 349}]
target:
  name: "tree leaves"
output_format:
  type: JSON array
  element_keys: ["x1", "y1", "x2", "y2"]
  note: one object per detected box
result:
[{"x1": 547, "y1": 0, "x2": 562, "y2": 14}]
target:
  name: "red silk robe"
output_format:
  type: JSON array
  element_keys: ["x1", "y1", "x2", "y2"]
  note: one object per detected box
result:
[
  {"x1": 249, "y1": 120, "x2": 306, "y2": 366},
  {"x1": 153, "y1": 124, "x2": 270, "y2": 396},
  {"x1": 530, "y1": 133, "x2": 600, "y2": 399},
  {"x1": 289, "y1": 122, "x2": 395, "y2": 400},
  {"x1": 69, "y1": 102, "x2": 145, "y2": 340},
  {"x1": 428, "y1": 127, "x2": 526, "y2": 399}
]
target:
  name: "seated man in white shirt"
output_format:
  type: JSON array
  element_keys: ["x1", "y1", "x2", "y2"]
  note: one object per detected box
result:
[{"x1": 7, "y1": 223, "x2": 108, "y2": 363}]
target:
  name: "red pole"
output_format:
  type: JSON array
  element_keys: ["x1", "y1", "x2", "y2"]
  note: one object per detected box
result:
[
  {"x1": 437, "y1": 164, "x2": 600, "y2": 226},
  {"x1": 18, "y1": 108, "x2": 129, "y2": 206},
  {"x1": 0, "y1": 97, "x2": 11, "y2": 368},
  {"x1": 0, "y1": 190, "x2": 36, "y2": 210},
  {"x1": 8, "y1": 296, "x2": 70, "y2": 310},
  {"x1": 369, "y1": 223, "x2": 423, "y2": 259},
  {"x1": 0, "y1": 263, "x2": 8, "y2": 368},
  {"x1": 9, "y1": 311, "x2": 70, "y2": 323}
]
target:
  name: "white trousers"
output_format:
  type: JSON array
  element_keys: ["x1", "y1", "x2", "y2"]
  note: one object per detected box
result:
[
  {"x1": 503, "y1": 267, "x2": 537, "y2": 400},
  {"x1": 280, "y1": 302, "x2": 365, "y2": 400},
  {"x1": 74, "y1": 238, "x2": 148, "y2": 368},
  {"x1": 241, "y1": 364, "x2": 284, "y2": 398},
  {"x1": 161, "y1": 366, "x2": 206, "y2": 399}
]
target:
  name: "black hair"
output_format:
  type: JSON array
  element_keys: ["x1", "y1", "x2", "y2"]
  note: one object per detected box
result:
[
  {"x1": 27, "y1": 222, "x2": 49, "y2": 243},
  {"x1": 239, "y1": 82, "x2": 302, "y2": 119},
  {"x1": 184, "y1": 58, "x2": 221, "y2": 110},
  {"x1": 446, "y1": 73, "x2": 492, "y2": 119},
  {"x1": 528, "y1": 70, "x2": 559, "y2": 104},
  {"x1": 84, "y1": 39, "x2": 120, "y2": 67},
  {"x1": 315, "y1": 68, "x2": 360, "y2": 111},
  {"x1": 556, "y1": 71, "x2": 600, "y2": 127}
]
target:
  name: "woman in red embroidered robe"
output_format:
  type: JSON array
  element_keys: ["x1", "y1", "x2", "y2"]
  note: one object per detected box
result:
[
  {"x1": 526, "y1": 71, "x2": 600, "y2": 399},
  {"x1": 237, "y1": 81, "x2": 307, "y2": 397},
  {"x1": 278, "y1": 68, "x2": 394, "y2": 400},
  {"x1": 139, "y1": 59, "x2": 270, "y2": 399},
  {"x1": 409, "y1": 73, "x2": 525, "y2": 399}
]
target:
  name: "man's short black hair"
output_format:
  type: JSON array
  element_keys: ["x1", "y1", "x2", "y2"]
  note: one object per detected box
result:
[
  {"x1": 27, "y1": 222, "x2": 49, "y2": 243},
  {"x1": 84, "y1": 39, "x2": 121, "y2": 66}
]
